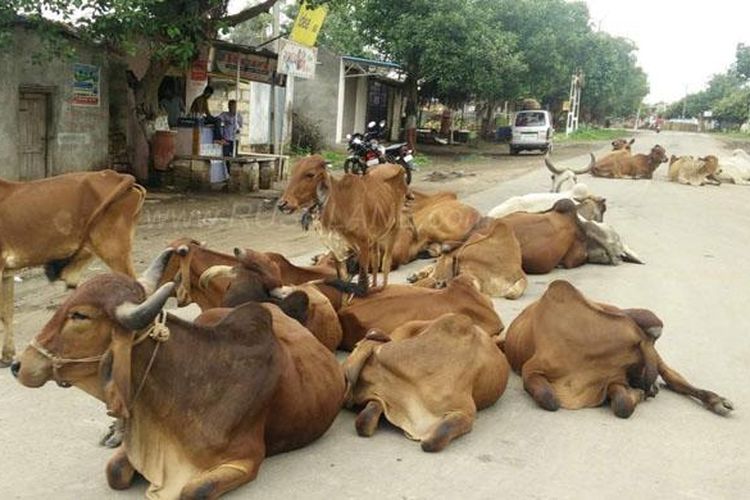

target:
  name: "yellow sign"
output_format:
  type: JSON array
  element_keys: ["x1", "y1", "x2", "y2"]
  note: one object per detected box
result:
[
  {"x1": 562, "y1": 100, "x2": 571, "y2": 112},
  {"x1": 290, "y1": 1, "x2": 328, "y2": 47}
]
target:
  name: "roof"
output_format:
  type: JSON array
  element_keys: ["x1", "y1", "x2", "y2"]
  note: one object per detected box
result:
[
  {"x1": 342, "y1": 55, "x2": 401, "y2": 70},
  {"x1": 211, "y1": 39, "x2": 278, "y2": 60}
]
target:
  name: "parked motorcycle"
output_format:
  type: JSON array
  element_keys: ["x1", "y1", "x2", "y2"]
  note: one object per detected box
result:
[{"x1": 343, "y1": 120, "x2": 415, "y2": 184}]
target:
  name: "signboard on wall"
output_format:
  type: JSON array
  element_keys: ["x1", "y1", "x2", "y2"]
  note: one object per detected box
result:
[
  {"x1": 290, "y1": 1, "x2": 328, "y2": 47},
  {"x1": 72, "y1": 63, "x2": 100, "y2": 106},
  {"x1": 213, "y1": 49, "x2": 277, "y2": 84},
  {"x1": 278, "y1": 39, "x2": 317, "y2": 79}
]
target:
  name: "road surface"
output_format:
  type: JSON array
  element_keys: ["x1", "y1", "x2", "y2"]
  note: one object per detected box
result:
[{"x1": 1, "y1": 131, "x2": 748, "y2": 499}]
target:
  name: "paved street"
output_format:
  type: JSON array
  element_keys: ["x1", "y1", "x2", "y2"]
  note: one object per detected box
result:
[{"x1": 2, "y1": 131, "x2": 748, "y2": 499}]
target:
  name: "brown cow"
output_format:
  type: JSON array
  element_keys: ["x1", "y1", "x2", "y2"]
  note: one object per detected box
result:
[
  {"x1": 503, "y1": 280, "x2": 733, "y2": 418},
  {"x1": 336, "y1": 274, "x2": 503, "y2": 350},
  {"x1": 592, "y1": 145, "x2": 668, "y2": 178},
  {"x1": 611, "y1": 138, "x2": 635, "y2": 151},
  {"x1": 0, "y1": 170, "x2": 145, "y2": 365},
  {"x1": 500, "y1": 199, "x2": 588, "y2": 274},
  {"x1": 392, "y1": 190, "x2": 482, "y2": 265},
  {"x1": 343, "y1": 313, "x2": 509, "y2": 451},
  {"x1": 12, "y1": 254, "x2": 344, "y2": 498},
  {"x1": 668, "y1": 155, "x2": 722, "y2": 186},
  {"x1": 160, "y1": 242, "x2": 342, "y2": 352},
  {"x1": 277, "y1": 155, "x2": 408, "y2": 296},
  {"x1": 408, "y1": 218, "x2": 528, "y2": 299}
]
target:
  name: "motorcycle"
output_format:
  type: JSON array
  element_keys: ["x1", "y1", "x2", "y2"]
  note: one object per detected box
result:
[{"x1": 343, "y1": 120, "x2": 415, "y2": 184}]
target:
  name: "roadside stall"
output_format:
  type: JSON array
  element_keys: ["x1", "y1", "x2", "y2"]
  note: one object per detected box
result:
[{"x1": 164, "y1": 41, "x2": 289, "y2": 192}]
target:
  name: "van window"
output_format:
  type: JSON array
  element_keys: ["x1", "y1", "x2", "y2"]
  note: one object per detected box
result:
[{"x1": 515, "y1": 112, "x2": 546, "y2": 127}]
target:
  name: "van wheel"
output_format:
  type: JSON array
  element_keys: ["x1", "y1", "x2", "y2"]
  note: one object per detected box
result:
[{"x1": 510, "y1": 146, "x2": 519, "y2": 156}]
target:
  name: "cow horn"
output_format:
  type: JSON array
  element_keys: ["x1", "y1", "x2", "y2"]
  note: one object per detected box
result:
[
  {"x1": 570, "y1": 153, "x2": 595, "y2": 174},
  {"x1": 138, "y1": 248, "x2": 174, "y2": 296},
  {"x1": 199, "y1": 265, "x2": 236, "y2": 290},
  {"x1": 115, "y1": 282, "x2": 174, "y2": 331},
  {"x1": 621, "y1": 245, "x2": 645, "y2": 265},
  {"x1": 544, "y1": 154, "x2": 564, "y2": 174}
]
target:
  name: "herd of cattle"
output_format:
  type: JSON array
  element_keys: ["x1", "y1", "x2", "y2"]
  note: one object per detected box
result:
[{"x1": 1, "y1": 139, "x2": 740, "y2": 499}]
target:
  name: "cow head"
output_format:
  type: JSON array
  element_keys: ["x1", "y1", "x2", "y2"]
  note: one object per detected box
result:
[
  {"x1": 277, "y1": 155, "x2": 331, "y2": 213},
  {"x1": 159, "y1": 238, "x2": 204, "y2": 306},
  {"x1": 611, "y1": 138, "x2": 635, "y2": 151},
  {"x1": 13, "y1": 250, "x2": 175, "y2": 419},
  {"x1": 576, "y1": 196, "x2": 607, "y2": 222},
  {"x1": 649, "y1": 145, "x2": 669, "y2": 164},
  {"x1": 699, "y1": 155, "x2": 722, "y2": 182},
  {"x1": 545, "y1": 153, "x2": 595, "y2": 192}
]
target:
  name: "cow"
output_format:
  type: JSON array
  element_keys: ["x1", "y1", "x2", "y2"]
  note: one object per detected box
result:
[
  {"x1": 0, "y1": 170, "x2": 146, "y2": 366},
  {"x1": 499, "y1": 199, "x2": 588, "y2": 274},
  {"x1": 12, "y1": 251, "x2": 345, "y2": 499},
  {"x1": 591, "y1": 145, "x2": 668, "y2": 178},
  {"x1": 717, "y1": 149, "x2": 750, "y2": 185},
  {"x1": 408, "y1": 218, "x2": 528, "y2": 299},
  {"x1": 277, "y1": 155, "x2": 408, "y2": 296},
  {"x1": 668, "y1": 155, "x2": 722, "y2": 186},
  {"x1": 502, "y1": 280, "x2": 733, "y2": 418},
  {"x1": 392, "y1": 190, "x2": 482, "y2": 264},
  {"x1": 158, "y1": 238, "x2": 335, "y2": 310},
  {"x1": 611, "y1": 138, "x2": 635, "y2": 151},
  {"x1": 343, "y1": 313, "x2": 509, "y2": 451},
  {"x1": 336, "y1": 275, "x2": 504, "y2": 350},
  {"x1": 577, "y1": 218, "x2": 644, "y2": 265},
  {"x1": 544, "y1": 153, "x2": 595, "y2": 192}
]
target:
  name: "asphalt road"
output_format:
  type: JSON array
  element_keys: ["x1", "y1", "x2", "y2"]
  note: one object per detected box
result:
[{"x1": 1, "y1": 131, "x2": 748, "y2": 499}]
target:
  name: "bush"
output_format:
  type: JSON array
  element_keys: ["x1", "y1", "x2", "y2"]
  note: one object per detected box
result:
[{"x1": 291, "y1": 112, "x2": 325, "y2": 153}]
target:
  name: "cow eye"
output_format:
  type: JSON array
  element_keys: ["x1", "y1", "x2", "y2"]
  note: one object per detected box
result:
[
  {"x1": 70, "y1": 311, "x2": 90, "y2": 321},
  {"x1": 305, "y1": 172, "x2": 316, "y2": 178}
]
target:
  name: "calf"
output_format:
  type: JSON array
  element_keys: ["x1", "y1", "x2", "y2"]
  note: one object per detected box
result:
[{"x1": 668, "y1": 155, "x2": 721, "y2": 186}]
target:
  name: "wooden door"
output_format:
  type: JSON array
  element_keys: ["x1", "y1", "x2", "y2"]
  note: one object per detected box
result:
[{"x1": 18, "y1": 92, "x2": 48, "y2": 179}]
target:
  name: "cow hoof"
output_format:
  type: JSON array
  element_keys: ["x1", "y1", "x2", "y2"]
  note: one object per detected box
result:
[
  {"x1": 611, "y1": 397, "x2": 636, "y2": 419},
  {"x1": 100, "y1": 421, "x2": 124, "y2": 448},
  {"x1": 707, "y1": 396, "x2": 734, "y2": 416},
  {"x1": 406, "y1": 273, "x2": 418, "y2": 283},
  {"x1": 0, "y1": 355, "x2": 14, "y2": 368}
]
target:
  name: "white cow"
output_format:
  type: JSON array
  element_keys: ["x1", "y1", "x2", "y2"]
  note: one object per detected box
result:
[
  {"x1": 546, "y1": 153, "x2": 595, "y2": 192},
  {"x1": 717, "y1": 149, "x2": 750, "y2": 185}
]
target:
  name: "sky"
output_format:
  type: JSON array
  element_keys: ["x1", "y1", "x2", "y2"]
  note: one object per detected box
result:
[{"x1": 583, "y1": 0, "x2": 750, "y2": 104}]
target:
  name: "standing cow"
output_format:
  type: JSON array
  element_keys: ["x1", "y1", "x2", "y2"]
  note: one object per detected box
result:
[{"x1": 0, "y1": 170, "x2": 145, "y2": 366}]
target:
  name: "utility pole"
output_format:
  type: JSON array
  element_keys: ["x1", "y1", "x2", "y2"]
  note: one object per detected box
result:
[
  {"x1": 566, "y1": 71, "x2": 582, "y2": 135},
  {"x1": 681, "y1": 85, "x2": 688, "y2": 119},
  {"x1": 634, "y1": 104, "x2": 641, "y2": 132}
]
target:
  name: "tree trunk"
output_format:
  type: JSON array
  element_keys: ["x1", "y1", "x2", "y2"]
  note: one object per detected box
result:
[
  {"x1": 481, "y1": 99, "x2": 497, "y2": 139},
  {"x1": 129, "y1": 59, "x2": 170, "y2": 183},
  {"x1": 404, "y1": 72, "x2": 419, "y2": 153}
]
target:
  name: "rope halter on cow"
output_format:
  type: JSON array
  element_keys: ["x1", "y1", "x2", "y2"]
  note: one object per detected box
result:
[{"x1": 29, "y1": 310, "x2": 171, "y2": 392}]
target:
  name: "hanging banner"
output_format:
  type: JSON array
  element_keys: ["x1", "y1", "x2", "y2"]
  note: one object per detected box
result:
[
  {"x1": 278, "y1": 39, "x2": 317, "y2": 79},
  {"x1": 212, "y1": 48, "x2": 277, "y2": 84},
  {"x1": 289, "y1": 1, "x2": 328, "y2": 47},
  {"x1": 72, "y1": 63, "x2": 100, "y2": 106}
]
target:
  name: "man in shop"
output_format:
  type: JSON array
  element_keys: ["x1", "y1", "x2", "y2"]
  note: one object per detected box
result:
[
  {"x1": 189, "y1": 86, "x2": 215, "y2": 118},
  {"x1": 217, "y1": 99, "x2": 244, "y2": 157}
]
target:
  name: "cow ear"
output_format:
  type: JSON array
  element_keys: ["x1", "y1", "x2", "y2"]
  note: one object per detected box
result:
[
  {"x1": 315, "y1": 179, "x2": 330, "y2": 205},
  {"x1": 101, "y1": 326, "x2": 134, "y2": 419}
]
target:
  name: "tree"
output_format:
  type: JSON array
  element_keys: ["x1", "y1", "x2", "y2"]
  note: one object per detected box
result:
[{"x1": 2, "y1": 0, "x2": 281, "y2": 179}]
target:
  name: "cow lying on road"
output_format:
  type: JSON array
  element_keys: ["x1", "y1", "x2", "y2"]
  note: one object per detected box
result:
[
  {"x1": 592, "y1": 145, "x2": 668, "y2": 179},
  {"x1": 408, "y1": 218, "x2": 528, "y2": 299},
  {"x1": 717, "y1": 149, "x2": 750, "y2": 185},
  {"x1": 611, "y1": 138, "x2": 635, "y2": 151},
  {"x1": 668, "y1": 155, "x2": 721, "y2": 186},
  {"x1": 0, "y1": 170, "x2": 145, "y2": 366},
  {"x1": 13, "y1": 252, "x2": 344, "y2": 499},
  {"x1": 503, "y1": 280, "x2": 733, "y2": 418},
  {"x1": 343, "y1": 313, "x2": 509, "y2": 451},
  {"x1": 544, "y1": 153, "x2": 595, "y2": 192}
]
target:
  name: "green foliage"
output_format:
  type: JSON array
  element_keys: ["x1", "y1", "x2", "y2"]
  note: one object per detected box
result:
[
  {"x1": 736, "y1": 43, "x2": 750, "y2": 80},
  {"x1": 291, "y1": 111, "x2": 326, "y2": 153},
  {"x1": 555, "y1": 127, "x2": 632, "y2": 142}
]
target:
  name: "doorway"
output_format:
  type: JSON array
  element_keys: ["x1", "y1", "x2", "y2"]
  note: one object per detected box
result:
[{"x1": 18, "y1": 92, "x2": 49, "y2": 179}]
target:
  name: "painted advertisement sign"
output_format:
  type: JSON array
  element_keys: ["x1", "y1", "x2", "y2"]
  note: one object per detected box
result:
[{"x1": 72, "y1": 63, "x2": 100, "y2": 106}]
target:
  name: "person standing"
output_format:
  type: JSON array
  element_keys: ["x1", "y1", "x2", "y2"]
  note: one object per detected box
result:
[{"x1": 218, "y1": 99, "x2": 244, "y2": 157}]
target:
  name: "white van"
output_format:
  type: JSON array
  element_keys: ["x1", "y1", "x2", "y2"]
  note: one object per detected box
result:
[{"x1": 510, "y1": 110, "x2": 554, "y2": 155}]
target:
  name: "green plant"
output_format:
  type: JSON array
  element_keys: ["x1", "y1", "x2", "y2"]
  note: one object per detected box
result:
[{"x1": 291, "y1": 112, "x2": 326, "y2": 153}]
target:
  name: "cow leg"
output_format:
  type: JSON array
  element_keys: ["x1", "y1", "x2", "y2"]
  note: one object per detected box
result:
[
  {"x1": 355, "y1": 245, "x2": 370, "y2": 296},
  {"x1": 87, "y1": 191, "x2": 142, "y2": 278},
  {"x1": 106, "y1": 447, "x2": 136, "y2": 490},
  {"x1": 355, "y1": 400, "x2": 384, "y2": 437},
  {"x1": 523, "y1": 372, "x2": 560, "y2": 411},
  {"x1": 421, "y1": 411, "x2": 474, "y2": 452},
  {"x1": 657, "y1": 356, "x2": 734, "y2": 416},
  {"x1": 0, "y1": 272, "x2": 15, "y2": 367},
  {"x1": 607, "y1": 383, "x2": 644, "y2": 419},
  {"x1": 180, "y1": 458, "x2": 261, "y2": 500}
]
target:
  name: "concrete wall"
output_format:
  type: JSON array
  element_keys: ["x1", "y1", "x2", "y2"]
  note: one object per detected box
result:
[
  {"x1": 292, "y1": 47, "x2": 342, "y2": 147},
  {"x1": 0, "y1": 26, "x2": 110, "y2": 180}
]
